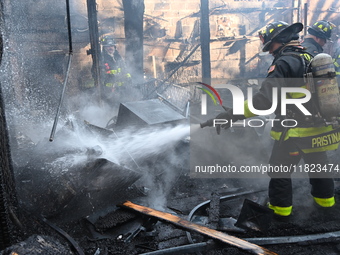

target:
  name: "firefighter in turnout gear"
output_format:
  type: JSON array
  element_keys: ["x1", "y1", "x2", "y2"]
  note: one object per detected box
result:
[
  {"x1": 201, "y1": 21, "x2": 340, "y2": 217},
  {"x1": 333, "y1": 38, "x2": 340, "y2": 85},
  {"x1": 302, "y1": 20, "x2": 335, "y2": 56},
  {"x1": 99, "y1": 35, "x2": 132, "y2": 105}
]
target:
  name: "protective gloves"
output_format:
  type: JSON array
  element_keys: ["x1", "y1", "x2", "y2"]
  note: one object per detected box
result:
[{"x1": 200, "y1": 106, "x2": 245, "y2": 134}]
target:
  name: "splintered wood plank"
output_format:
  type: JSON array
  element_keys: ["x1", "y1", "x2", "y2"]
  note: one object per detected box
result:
[{"x1": 121, "y1": 201, "x2": 277, "y2": 255}]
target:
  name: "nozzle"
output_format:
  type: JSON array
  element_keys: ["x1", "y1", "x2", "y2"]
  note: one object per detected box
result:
[
  {"x1": 221, "y1": 105, "x2": 230, "y2": 112},
  {"x1": 200, "y1": 120, "x2": 211, "y2": 128}
]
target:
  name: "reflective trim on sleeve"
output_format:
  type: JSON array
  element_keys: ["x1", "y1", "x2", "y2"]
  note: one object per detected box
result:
[
  {"x1": 271, "y1": 126, "x2": 338, "y2": 139},
  {"x1": 270, "y1": 127, "x2": 340, "y2": 153},
  {"x1": 287, "y1": 85, "x2": 308, "y2": 99},
  {"x1": 243, "y1": 100, "x2": 257, "y2": 118}
]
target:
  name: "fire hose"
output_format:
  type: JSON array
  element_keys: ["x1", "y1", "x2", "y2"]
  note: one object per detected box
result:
[{"x1": 41, "y1": 217, "x2": 84, "y2": 255}]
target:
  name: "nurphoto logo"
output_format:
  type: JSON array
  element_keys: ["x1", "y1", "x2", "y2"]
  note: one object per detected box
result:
[{"x1": 198, "y1": 82, "x2": 312, "y2": 128}]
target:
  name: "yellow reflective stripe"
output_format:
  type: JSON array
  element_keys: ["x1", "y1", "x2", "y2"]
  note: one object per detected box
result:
[
  {"x1": 288, "y1": 126, "x2": 336, "y2": 137},
  {"x1": 107, "y1": 70, "x2": 118, "y2": 74},
  {"x1": 288, "y1": 92, "x2": 308, "y2": 98},
  {"x1": 270, "y1": 126, "x2": 337, "y2": 141},
  {"x1": 268, "y1": 203, "x2": 292, "y2": 216},
  {"x1": 243, "y1": 100, "x2": 257, "y2": 118},
  {"x1": 300, "y1": 53, "x2": 312, "y2": 62},
  {"x1": 334, "y1": 62, "x2": 340, "y2": 68},
  {"x1": 287, "y1": 85, "x2": 307, "y2": 99},
  {"x1": 271, "y1": 130, "x2": 289, "y2": 141},
  {"x1": 107, "y1": 69, "x2": 122, "y2": 75},
  {"x1": 271, "y1": 126, "x2": 340, "y2": 153},
  {"x1": 314, "y1": 197, "x2": 335, "y2": 207}
]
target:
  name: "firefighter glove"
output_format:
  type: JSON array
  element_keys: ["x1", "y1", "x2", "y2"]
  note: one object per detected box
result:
[{"x1": 214, "y1": 107, "x2": 234, "y2": 135}]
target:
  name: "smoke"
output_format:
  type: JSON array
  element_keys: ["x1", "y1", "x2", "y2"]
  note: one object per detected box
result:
[{"x1": 25, "y1": 111, "x2": 190, "y2": 210}]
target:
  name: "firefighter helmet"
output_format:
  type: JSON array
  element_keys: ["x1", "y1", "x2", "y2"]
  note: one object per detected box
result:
[
  {"x1": 259, "y1": 21, "x2": 303, "y2": 52},
  {"x1": 308, "y1": 20, "x2": 335, "y2": 40},
  {"x1": 101, "y1": 35, "x2": 116, "y2": 46}
]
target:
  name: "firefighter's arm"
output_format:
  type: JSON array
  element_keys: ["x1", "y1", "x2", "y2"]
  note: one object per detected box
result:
[
  {"x1": 251, "y1": 57, "x2": 298, "y2": 116},
  {"x1": 106, "y1": 68, "x2": 121, "y2": 75},
  {"x1": 333, "y1": 55, "x2": 340, "y2": 75}
]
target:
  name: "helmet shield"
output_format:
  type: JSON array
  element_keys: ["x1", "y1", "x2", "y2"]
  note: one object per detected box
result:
[
  {"x1": 307, "y1": 20, "x2": 336, "y2": 40},
  {"x1": 101, "y1": 36, "x2": 116, "y2": 46},
  {"x1": 259, "y1": 22, "x2": 303, "y2": 52}
]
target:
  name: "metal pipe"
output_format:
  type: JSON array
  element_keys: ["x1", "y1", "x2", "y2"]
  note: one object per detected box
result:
[
  {"x1": 245, "y1": 230, "x2": 340, "y2": 245},
  {"x1": 49, "y1": 54, "x2": 72, "y2": 141},
  {"x1": 303, "y1": 3, "x2": 308, "y2": 37},
  {"x1": 49, "y1": 0, "x2": 73, "y2": 141},
  {"x1": 200, "y1": 0, "x2": 211, "y2": 85},
  {"x1": 65, "y1": 0, "x2": 73, "y2": 54},
  {"x1": 185, "y1": 101, "x2": 190, "y2": 118},
  {"x1": 139, "y1": 242, "x2": 210, "y2": 255}
]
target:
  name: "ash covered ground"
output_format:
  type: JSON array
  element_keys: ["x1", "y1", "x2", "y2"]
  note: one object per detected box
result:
[
  {"x1": 2, "y1": 105, "x2": 340, "y2": 255},
  {"x1": 5, "y1": 175, "x2": 340, "y2": 255},
  {"x1": 0, "y1": 89, "x2": 339, "y2": 255}
]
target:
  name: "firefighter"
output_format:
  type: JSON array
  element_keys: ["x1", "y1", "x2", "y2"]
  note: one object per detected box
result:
[
  {"x1": 332, "y1": 37, "x2": 340, "y2": 85},
  {"x1": 99, "y1": 35, "x2": 132, "y2": 105},
  {"x1": 202, "y1": 21, "x2": 339, "y2": 217},
  {"x1": 301, "y1": 20, "x2": 335, "y2": 56}
]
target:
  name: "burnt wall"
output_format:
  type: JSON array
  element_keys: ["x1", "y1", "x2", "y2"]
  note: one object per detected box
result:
[{"x1": 2, "y1": 0, "x2": 340, "y2": 113}]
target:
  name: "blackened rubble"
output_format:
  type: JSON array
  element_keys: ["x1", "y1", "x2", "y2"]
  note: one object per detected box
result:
[
  {"x1": 4, "y1": 90, "x2": 340, "y2": 255},
  {"x1": 2, "y1": 0, "x2": 340, "y2": 254},
  {"x1": 6, "y1": 152, "x2": 340, "y2": 255}
]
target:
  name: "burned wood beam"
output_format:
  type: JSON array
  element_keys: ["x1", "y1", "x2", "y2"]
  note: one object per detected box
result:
[{"x1": 120, "y1": 201, "x2": 278, "y2": 255}]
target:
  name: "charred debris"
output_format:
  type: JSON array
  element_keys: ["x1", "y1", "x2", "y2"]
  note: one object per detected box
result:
[{"x1": 1, "y1": 0, "x2": 340, "y2": 255}]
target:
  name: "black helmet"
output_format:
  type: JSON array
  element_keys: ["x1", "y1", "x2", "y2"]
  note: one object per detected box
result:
[
  {"x1": 307, "y1": 20, "x2": 335, "y2": 40},
  {"x1": 259, "y1": 21, "x2": 303, "y2": 52},
  {"x1": 101, "y1": 35, "x2": 116, "y2": 46}
]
